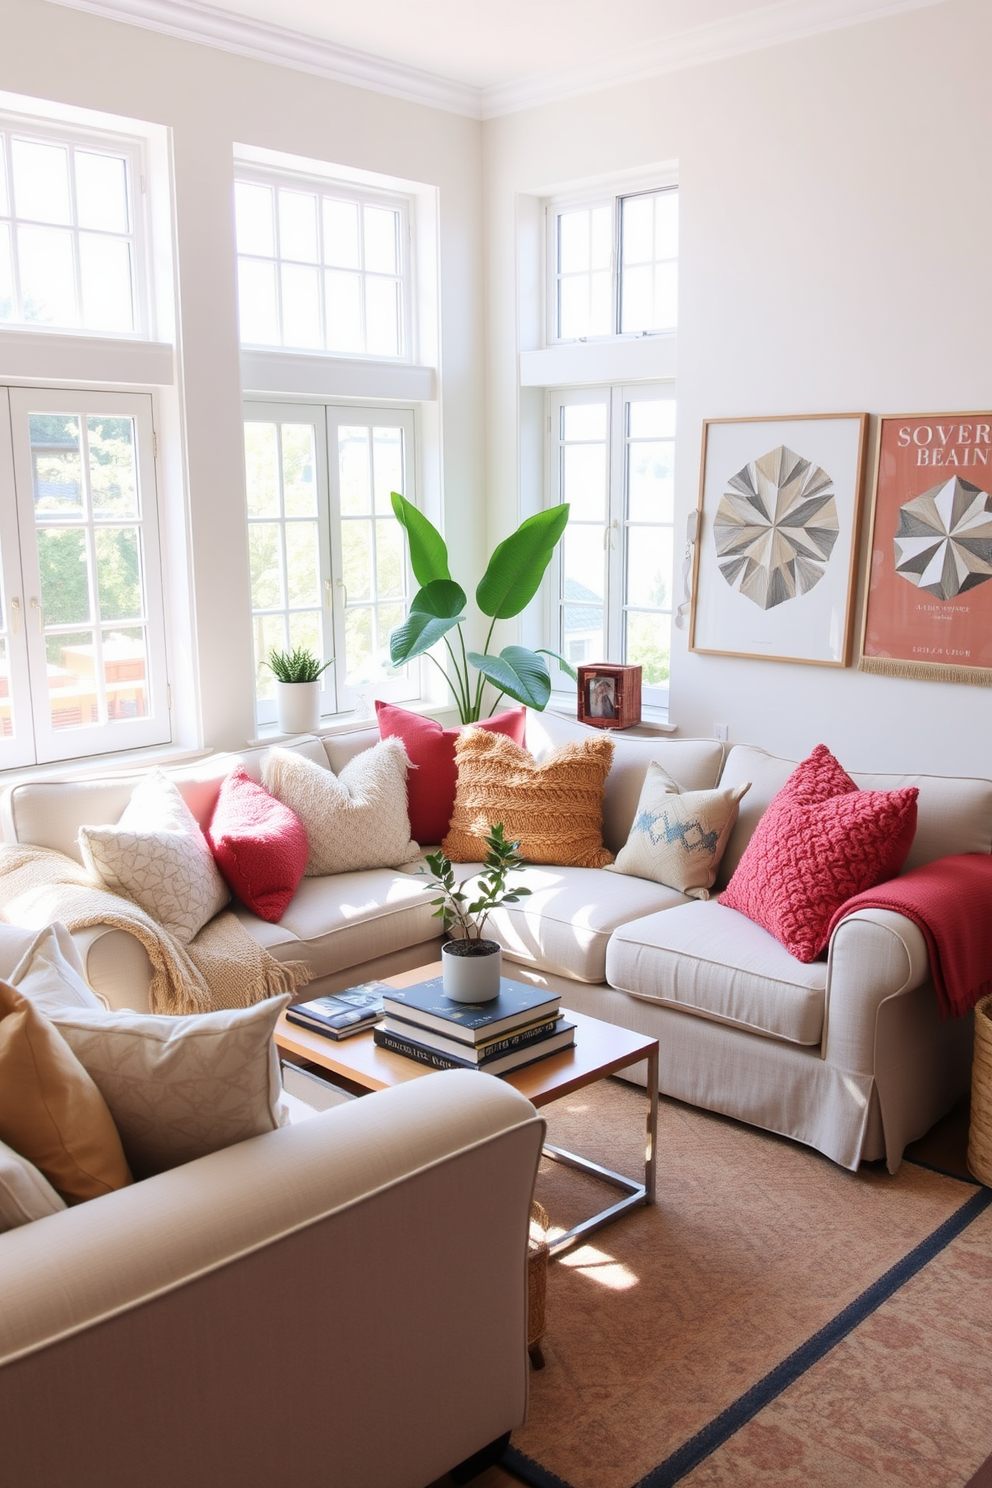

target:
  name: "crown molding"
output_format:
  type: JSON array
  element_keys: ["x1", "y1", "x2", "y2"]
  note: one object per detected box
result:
[
  {"x1": 44, "y1": 0, "x2": 482, "y2": 117},
  {"x1": 44, "y1": 0, "x2": 948, "y2": 122},
  {"x1": 481, "y1": 0, "x2": 948, "y2": 117}
]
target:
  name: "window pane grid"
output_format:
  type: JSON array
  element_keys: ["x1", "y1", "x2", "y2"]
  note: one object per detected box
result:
[
  {"x1": 338, "y1": 425, "x2": 409, "y2": 690},
  {"x1": 622, "y1": 398, "x2": 675, "y2": 687},
  {"x1": 0, "y1": 129, "x2": 137, "y2": 334},
  {"x1": 27, "y1": 410, "x2": 152, "y2": 730},
  {"x1": 619, "y1": 189, "x2": 678, "y2": 334},
  {"x1": 236, "y1": 176, "x2": 406, "y2": 359}
]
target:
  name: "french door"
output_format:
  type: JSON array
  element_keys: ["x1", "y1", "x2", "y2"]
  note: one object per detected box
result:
[{"x1": 0, "y1": 387, "x2": 169, "y2": 767}]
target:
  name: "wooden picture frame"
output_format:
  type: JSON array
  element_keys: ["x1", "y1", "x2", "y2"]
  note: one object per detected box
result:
[
  {"x1": 577, "y1": 664, "x2": 642, "y2": 730},
  {"x1": 689, "y1": 413, "x2": 869, "y2": 667},
  {"x1": 859, "y1": 412, "x2": 992, "y2": 686}
]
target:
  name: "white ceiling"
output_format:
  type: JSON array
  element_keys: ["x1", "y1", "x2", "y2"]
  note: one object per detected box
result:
[{"x1": 48, "y1": 0, "x2": 947, "y2": 116}]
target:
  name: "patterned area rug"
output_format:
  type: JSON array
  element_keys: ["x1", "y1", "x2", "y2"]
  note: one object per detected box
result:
[{"x1": 497, "y1": 1080, "x2": 992, "y2": 1488}]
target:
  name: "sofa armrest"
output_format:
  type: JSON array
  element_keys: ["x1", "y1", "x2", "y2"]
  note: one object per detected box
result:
[
  {"x1": 70, "y1": 923, "x2": 155, "y2": 1012},
  {"x1": 823, "y1": 908, "x2": 931, "y2": 1071},
  {"x1": 0, "y1": 1070, "x2": 545, "y2": 1488}
]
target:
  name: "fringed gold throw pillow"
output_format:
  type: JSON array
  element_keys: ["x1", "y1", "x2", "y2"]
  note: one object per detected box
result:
[{"x1": 443, "y1": 729, "x2": 614, "y2": 868}]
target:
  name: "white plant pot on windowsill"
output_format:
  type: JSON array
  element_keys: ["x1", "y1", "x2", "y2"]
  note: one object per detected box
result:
[{"x1": 275, "y1": 680, "x2": 321, "y2": 735}]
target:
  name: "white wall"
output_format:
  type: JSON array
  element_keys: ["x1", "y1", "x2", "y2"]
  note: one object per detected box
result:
[
  {"x1": 484, "y1": 0, "x2": 992, "y2": 776},
  {"x1": 1, "y1": 0, "x2": 484, "y2": 754}
]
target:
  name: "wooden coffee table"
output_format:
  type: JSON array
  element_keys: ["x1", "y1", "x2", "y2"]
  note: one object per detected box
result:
[{"x1": 275, "y1": 963, "x2": 659, "y2": 1256}]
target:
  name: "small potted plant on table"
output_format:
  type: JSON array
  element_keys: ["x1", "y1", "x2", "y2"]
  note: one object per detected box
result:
[
  {"x1": 420, "y1": 823, "x2": 531, "y2": 1002},
  {"x1": 267, "y1": 646, "x2": 333, "y2": 734}
]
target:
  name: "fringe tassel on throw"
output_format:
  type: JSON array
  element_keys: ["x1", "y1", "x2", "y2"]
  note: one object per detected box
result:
[{"x1": 858, "y1": 656, "x2": 992, "y2": 687}]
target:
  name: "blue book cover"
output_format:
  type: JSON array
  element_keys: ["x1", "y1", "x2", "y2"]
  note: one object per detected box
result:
[{"x1": 380, "y1": 976, "x2": 560, "y2": 1044}]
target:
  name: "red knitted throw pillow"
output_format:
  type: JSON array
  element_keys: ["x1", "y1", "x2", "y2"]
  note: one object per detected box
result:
[
  {"x1": 719, "y1": 745, "x2": 918, "y2": 962},
  {"x1": 206, "y1": 766, "x2": 309, "y2": 923}
]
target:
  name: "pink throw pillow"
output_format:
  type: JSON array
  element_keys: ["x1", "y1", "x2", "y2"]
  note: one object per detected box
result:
[
  {"x1": 374, "y1": 701, "x2": 527, "y2": 845},
  {"x1": 206, "y1": 766, "x2": 309, "y2": 923},
  {"x1": 719, "y1": 745, "x2": 918, "y2": 962}
]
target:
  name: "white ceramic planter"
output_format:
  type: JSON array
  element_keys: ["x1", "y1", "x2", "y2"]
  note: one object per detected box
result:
[
  {"x1": 275, "y1": 679, "x2": 320, "y2": 734},
  {"x1": 441, "y1": 939, "x2": 502, "y2": 1003}
]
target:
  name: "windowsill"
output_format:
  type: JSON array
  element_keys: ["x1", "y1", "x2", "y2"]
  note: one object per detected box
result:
[
  {"x1": 547, "y1": 693, "x2": 675, "y2": 734},
  {"x1": 520, "y1": 335, "x2": 676, "y2": 388},
  {"x1": 250, "y1": 696, "x2": 460, "y2": 746},
  {"x1": 240, "y1": 348, "x2": 436, "y2": 401},
  {"x1": 0, "y1": 742, "x2": 213, "y2": 789}
]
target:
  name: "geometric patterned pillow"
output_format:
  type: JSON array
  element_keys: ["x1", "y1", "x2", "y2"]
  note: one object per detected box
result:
[
  {"x1": 50, "y1": 995, "x2": 290, "y2": 1179},
  {"x1": 606, "y1": 762, "x2": 750, "y2": 899},
  {"x1": 78, "y1": 770, "x2": 230, "y2": 943},
  {"x1": 0, "y1": 1138, "x2": 67, "y2": 1231}
]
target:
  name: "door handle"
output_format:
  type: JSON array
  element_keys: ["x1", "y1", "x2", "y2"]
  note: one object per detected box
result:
[
  {"x1": 10, "y1": 597, "x2": 19, "y2": 635},
  {"x1": 30, "y1": 597, "x2": 43, "y2": 631}
]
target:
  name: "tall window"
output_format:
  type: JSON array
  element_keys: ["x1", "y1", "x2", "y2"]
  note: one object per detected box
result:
[
  {"x1": 234, "y1": 170, "x2": 409, "y2": 359},
  {"x1": 549, "y1": 385, "x2": 675, "y2": 705},
  {"x1": 244, "y1": 402, "x2": 417, "y2": 727},
  {"x1": 0, "y1": 119, "x2": 143, "y2": 336},
  {"x1": 549, "y1": 187, "x2": 678, "y2": 343},
  {"x1": 0, "y1": 388, "x2": 168, "y2": 767}
]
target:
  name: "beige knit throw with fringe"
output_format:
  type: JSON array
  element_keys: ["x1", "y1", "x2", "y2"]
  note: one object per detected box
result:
[{"x1": 0, "y1": 844, "x2": 310, "y2": 1015}]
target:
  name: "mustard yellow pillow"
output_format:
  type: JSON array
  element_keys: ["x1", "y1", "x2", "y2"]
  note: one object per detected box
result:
[
  {"x1": 442, "y1": 729, "x2": 614, "y2": 868},
  {"x1": 0, "y1": 980, "x2": 132, "y2": 1205}
]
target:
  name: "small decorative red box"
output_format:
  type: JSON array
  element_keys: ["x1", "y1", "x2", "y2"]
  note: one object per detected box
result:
[{"x1": 576, "y1": 664, "x2": 642, "y2": 730}]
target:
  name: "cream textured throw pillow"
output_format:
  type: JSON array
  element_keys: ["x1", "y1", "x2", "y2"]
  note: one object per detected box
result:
[
  {"x1": 78, "y1": 770, "x2": 230, "y2": 943},
  {"x1": 0, "y1": 922, "x2": 104, "y2": 1015},
  {"x1": 51, "y1": 995, "x2": 290, "y2": 1179},
  {"x1": 0, "y1": 1138, "x2": 67, "y2": 1231},
  {"x1": 606, "y1": 762, "x2": 751, "y2": 899},
  {"x1": 262, "y1": 738, "x2": 420, "y2": 875}
]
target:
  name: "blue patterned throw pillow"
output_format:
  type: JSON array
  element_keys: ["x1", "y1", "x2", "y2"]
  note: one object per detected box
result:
[{"x1": 606, "y1": 762, "x2": 750, "y2": 899}]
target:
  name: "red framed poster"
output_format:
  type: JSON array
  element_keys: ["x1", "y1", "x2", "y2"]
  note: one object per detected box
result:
[{"x1": 860, "y1": 413, "x2": 992, "y2": 685}]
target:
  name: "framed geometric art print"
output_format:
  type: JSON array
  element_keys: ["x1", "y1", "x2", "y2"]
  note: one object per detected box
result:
[
  {"x1": 689, "y1": 413, "x2": 869, "y2": 667},
  {"x1": 859, "y1": 412, "x2": 992, "y2": 686}
]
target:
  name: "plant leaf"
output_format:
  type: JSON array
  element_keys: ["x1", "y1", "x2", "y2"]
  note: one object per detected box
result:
[
  {"x1": 476, "y1": 505, "x2": 569, "y2": 619},
  {"x1": 390, "y1": 608, "x2": 463, "y2": 664},
  {"x1": 467, "y1": 646, "x2": 552, "y2": 709},
  {"x1": 391, "y1": 492, "x2": 450, "y2": 585},
  {"x1": 410, "y1": 579, "x2": 468, "y2": 620},
  {"x1": 536, "y1": 647, "x2": 578, "y2": 683}
]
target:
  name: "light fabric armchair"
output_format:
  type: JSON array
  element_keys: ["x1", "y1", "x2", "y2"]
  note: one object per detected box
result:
[{"x1": 0, "y1": 1070, "x2": 545, "y2": 1488}]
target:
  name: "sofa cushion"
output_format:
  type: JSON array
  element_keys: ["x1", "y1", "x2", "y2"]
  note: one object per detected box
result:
[
  {"x1": 206, "y1": 766, "x2": 309, "y2": 922},
  {"x1": 0, "y1": 1138, "x2": 67, "y2": 1231},
  {"x1": 460, "y1": 863, "x2": 688, "y2": 983},
  {"x1": 719, "y1": 746, "x2": 919, "y2": 962},
  {"x1": 606, "y1": 764, "x2": 750, "y2": 899},
  {"x1": 375, "y1": 700, "x2": 527, "y2": 844},
  {"x1": 718, "y1": 743, "x2": 992, "y2": 885},
  {"x1": 0, "y1": 981, "x2": 132, "y2": 1203},
  {"x1": 606, "y1": 900, "x2": 828, "y2": 1046},
  {"x1": 263, "y1": 739, "x2": 420, "y2": 876},
  {"x1": 525, "y1": 711, "x2": 725, "y2": 855},
  {"x1": 234, "y1": 869, "x2": 438, "y2": 980},
  {"x1": 0, "y1": 922, "x2": 104, "y2": 1014},
  {"x1": 78, "y1": 770, "x2": 230, "y2": 943},
  {"x1": 443, "y1": 730, "x2": 615, "y2": 868},
  {"x1": 51, "y1": 996, "x2": 290, "y2": 1179}
]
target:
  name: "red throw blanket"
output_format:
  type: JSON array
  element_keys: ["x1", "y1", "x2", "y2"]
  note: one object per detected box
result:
[{"x1": 827, "y1": 853, "x2": 992, "y2": 1017}]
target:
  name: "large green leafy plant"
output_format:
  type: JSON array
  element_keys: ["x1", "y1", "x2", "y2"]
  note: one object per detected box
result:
[{"x1": 388, "y1": 493, "x2": 574, "y2": 723}]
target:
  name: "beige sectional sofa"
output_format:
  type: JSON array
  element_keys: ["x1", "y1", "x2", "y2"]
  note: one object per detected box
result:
[{"x1": 2, "y1": 710, "x2": 987, "y2": 1174}]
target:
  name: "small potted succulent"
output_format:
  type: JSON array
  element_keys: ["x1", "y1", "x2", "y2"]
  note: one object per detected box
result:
[
  {"x1": 266, "y1": 646, "x2": 333, "y2": 734},
  {"x1": 419, "y1": 823, "x2": 531, "y2": 1002}
]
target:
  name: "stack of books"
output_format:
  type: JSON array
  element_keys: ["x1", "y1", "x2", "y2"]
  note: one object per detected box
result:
[
  {"x1": 285, "y1": 983, "x2": 387, "y2": 1040},
  {"x1": 373, "y1": 976, "x2": 575, "y2": 1075}
]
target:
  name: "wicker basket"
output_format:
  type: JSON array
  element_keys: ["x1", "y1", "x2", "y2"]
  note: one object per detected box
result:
[
  {"x1": 527, "y1": 1200, "x2": 549, "y2": 1369},
  {"x1": 968, "y1": 993, "x2": 992, "y2": 1186}
]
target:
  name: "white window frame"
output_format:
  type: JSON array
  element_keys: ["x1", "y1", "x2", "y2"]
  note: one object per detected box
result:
[
  {"x1": 235, "y1": 164, "x2": 414, "y2": 363},
  {"x1": 0, "y1": 110, "x2": 150, "y2": 341},
  {"x1": 545, "y1": 181, "x2": 678, "y2": 348},
  {"x1": 244, "y1": 398, "x2": 420, "y2": 730},
  {"x1": 547, "y1": 382, "x2": 675, "y2": 710},
  {"x1": 0, "y1": 385, "x2": 170, "y2": 767}
]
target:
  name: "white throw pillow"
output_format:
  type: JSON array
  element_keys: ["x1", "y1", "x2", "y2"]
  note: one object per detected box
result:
[
  {"x1": 0, "y1": 1138, "x2": 67, "y2": 1231},
  {"x1": 78, "y1": 770, "x2": 230, "y2": 943},
  {"x1": 262, "y1": 738, "x2": 420, "y2": 876},
  {"x1": 0, "y1": 922, "x2": 103, "y2": 1014},
  {"x1": 50, "y1": 995, "x2": 290, "y2": 1178},
  {"x1": 606, "y1": 762, "x2": 751, "y2": 900}
]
